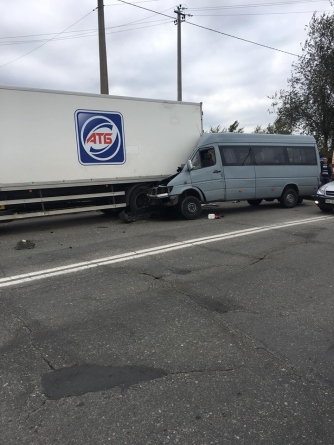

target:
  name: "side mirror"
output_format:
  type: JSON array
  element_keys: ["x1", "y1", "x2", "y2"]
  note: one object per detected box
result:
[{"x1": 187, "y1": 159, "x2": 193, "y2": 171}]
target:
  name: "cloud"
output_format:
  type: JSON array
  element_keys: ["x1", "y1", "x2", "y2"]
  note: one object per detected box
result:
[{"x1": 1, "y1": 0, "x2": 332, "y2": 132}]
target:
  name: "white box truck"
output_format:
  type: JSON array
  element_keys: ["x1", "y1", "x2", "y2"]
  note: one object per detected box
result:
[{"x1": 0, "y1": 86, "x2": 203, "y2": 222}]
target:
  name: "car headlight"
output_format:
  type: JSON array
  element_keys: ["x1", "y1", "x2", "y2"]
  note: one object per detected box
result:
[
  {"x1": 317, "y1": 187, "x2": 325, "y2": 195},
  {"x1": 167, "y1": 186, "x2": 174, "y2": 193}
]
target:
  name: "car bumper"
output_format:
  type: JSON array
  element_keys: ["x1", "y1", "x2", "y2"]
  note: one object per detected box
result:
[{"x1": 314, "y1": 195, "x2": 334, "y2": 209}]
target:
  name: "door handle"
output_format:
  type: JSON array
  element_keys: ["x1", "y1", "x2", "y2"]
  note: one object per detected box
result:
[{"x1": 213, "y1": 170, "x2": 221, "y2": 173}]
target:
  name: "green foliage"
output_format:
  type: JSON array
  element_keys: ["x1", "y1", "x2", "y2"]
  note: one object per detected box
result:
[
  {"x1": 270, "y1": 12, "x2": 334, "y2": 157},
  {"x1": 253, "y1": 121, "x2": 292, "y2": 134},
  {"x1": 209, "y1": 121, "x2": 244, "y2": 133}
]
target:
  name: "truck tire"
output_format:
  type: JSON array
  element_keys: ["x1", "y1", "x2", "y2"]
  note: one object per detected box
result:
[
  {"x1": 178, "y1": 196, "x2": 202, "y2": 220},
  {"x1": 247, "y1": 199, "x2": 262, "y2": 206},
  {"x1": 128, "y1": 185, "x2": 150, "y2": 212},
  {"x1": 280, "y1": 188, "x2": 298, "y2": 208}
]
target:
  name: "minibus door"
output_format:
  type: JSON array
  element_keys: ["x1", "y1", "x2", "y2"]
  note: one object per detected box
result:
[
  {"x1": 189, "y1": 146, "x2": 225, "y2": 201},
  {"x1": 219, "y1": 144, "x2": 256, "y2": 200}
]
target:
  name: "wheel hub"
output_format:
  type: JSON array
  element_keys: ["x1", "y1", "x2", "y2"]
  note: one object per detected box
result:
[
  {"x1": 286, "y1": 193, "x2": 294, "y2": 204},
  {"x1": 187, "y1": 203, "x2": 197, "y2": 213}
]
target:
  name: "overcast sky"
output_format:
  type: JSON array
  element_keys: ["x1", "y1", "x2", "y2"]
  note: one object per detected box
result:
[{"x1": 1, "y1": 0, "x2": 333, "y2": 132}]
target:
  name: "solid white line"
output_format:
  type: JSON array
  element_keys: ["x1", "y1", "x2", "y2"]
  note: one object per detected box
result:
[{"x1": 0, "y1": 215, "x2": 331, "y2": 288}]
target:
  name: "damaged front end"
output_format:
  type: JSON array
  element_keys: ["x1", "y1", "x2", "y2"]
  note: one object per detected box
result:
[
  {"x1": 147, "y1": 184, "x2": 178, "y2": 206},
  {"x1": 147, "y1": 163, "x2": 194, "y2": 208},
  {"x1": 147, "y1": 168, "x2": 184, "y2": 206}
]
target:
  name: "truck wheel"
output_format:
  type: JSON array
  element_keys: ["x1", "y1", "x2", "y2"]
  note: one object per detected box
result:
[
  {"x1": 247, "y1": 199, "x2": 262, "y2": 206},
  {"x1": 129, "y1": 185, "x2": 150, "y2": 212},
  {"x1": 178, "y1": 196, "x2": 202, "y2": 220},
  {"x1": 280, "y1": 188, "x2": 298, "y2": 208}
]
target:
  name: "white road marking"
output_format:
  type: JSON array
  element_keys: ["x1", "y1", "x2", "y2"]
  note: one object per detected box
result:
[{"x1": 0, "y1": 215, "x2": 331, "y2": 288}]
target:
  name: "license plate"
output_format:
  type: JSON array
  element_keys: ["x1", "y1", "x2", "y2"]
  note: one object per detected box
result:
[{"x1": 325, "y1": 199, "x2": 334, "y2": 204}]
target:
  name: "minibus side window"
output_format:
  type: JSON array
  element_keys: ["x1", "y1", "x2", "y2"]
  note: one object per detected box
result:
[
  {"x1": 286, "y1": 146, "x2": 317, "y2": 165},
  {"x1": 219, "y1": 145, "x2": 252, "y2": 165},
  {"x1": 252, "y1": 146, "x2": 288, "y2": 165},
  {"x1": 191, "y1": 147, "x2": 216, "y2": 170}
]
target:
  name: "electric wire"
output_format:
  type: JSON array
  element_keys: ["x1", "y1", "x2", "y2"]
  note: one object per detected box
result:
[
  {"x1": 116, "y1": 0, "x2": 300, "y2": 56},
  {"x1": 191, "y1": 10, "x2": 331, "y2": 17},
  {"x1": 0, "y1": 8, "x2": 95, "y2": 68},
  {"x1": 0, "y1": 8, "x2": 174, "y2": 44},
  {"x1": 1, "y1": 0, "x2": 327, "y2": 65},
  {"x1": 187, "y1": 0, "x2": 329, "y2": 11},
  {"x1": 0, "y1": 18, "x2": 173, "y2": 46},
  {"x1": 104, "y1": 0, "x2": 159, "y2": 5}
]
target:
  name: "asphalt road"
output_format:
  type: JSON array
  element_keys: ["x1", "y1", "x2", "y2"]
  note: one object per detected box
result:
[{"x1": 1, "y1": 200, "x2": 334, "y2": 445}]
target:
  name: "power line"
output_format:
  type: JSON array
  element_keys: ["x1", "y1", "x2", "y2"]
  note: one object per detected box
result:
[
  {"x1": 0, "y1": 0, "x2": 316, "y2": 66},
  {"x1": 191, "y1": 10, "x2": 331, "y2": 17},
  {"x1": 0, "y1": 8, "x2": 95, "y2": 69},
  {"x1": 0, "y1": 7, "x2": 174, "y2": 44},
  {"x1": 104, "y1": 0, "x2": 159, "y2": 5},
  {"x1": 0, "y1": 6, "x2": 327, "y2": 43},
  {"x1": 116, "y1": 0, "x2": 299, "y2": 56},
  {"x1": 189, "y1": 21, "x2": 299, "y2": 56},
  {"x1": 0, "y1": 18, "x2": 173, "y2": 46},
  {"x1": 187, "y1": 0, "x2": 329, "y2": 11}
]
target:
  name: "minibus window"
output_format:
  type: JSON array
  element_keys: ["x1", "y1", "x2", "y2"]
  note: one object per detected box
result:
[
  {"x1": 287, "y1": 146, "x2": 317, "y2": 165},
  {"x1": 252, "y1": 146, "x2": 287, "y2": 165},
  {"x1": 219, "y1": 146, "x2": 252, "y2": 165},
  {"x1": 191, "y1": 147, "x2": 216, "y2": 169}
]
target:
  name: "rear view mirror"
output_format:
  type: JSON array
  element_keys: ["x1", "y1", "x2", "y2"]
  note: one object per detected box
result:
[{"x1": 187, "y1": 159, "x2": 193, "y2": 171}]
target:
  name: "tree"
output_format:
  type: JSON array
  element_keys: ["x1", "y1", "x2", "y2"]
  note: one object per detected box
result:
[
  {"x1": 270, "y1": 12, "x2": 334, "y2": 156},
  {"x1": 253, "y1": 120, "x2": 292, "y2": 135},
  {"x1": 209, "y1": 121, "x2": 244, "y2": 133}
]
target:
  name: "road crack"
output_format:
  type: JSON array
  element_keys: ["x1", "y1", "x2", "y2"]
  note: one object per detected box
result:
[{"x1": 14, "y1": 315, "x2": 55, "y2": 371}]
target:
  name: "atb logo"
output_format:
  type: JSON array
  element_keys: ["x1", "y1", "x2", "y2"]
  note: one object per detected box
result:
[{"x1": 75, "y1": 110, "x2": 125, "y2": 165}]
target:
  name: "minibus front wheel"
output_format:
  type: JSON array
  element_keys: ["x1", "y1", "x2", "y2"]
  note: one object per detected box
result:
[
  {"x1": 280, "y1": 188, "x2": 298, "y2": 208},
  {"x1": 178, "y1": 196, "x2": 202, "y2": 220}
]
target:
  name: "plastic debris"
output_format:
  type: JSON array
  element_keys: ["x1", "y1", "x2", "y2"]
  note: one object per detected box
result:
[{"x1": 208, "y1": 214, "x2": 224, "y2": 220}]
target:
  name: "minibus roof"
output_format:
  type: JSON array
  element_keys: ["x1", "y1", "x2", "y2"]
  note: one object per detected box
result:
[{"x1": 198, "y1": 132, "x2": 316, "y2": 146}]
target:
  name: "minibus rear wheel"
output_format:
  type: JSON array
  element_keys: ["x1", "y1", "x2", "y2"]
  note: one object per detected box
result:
[
  {"x1": 247, "y1": 199, "x2": 262, "y2": 206},
  {"x1": 280, "y1": 188, "x2": 298, "y2": 208}
]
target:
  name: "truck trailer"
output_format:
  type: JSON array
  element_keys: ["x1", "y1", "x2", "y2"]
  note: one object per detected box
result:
[{"x1": 0, "y1": 86, "x2": 203, "y2": 222}]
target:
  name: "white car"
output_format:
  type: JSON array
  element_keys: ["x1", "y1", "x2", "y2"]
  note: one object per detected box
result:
[{"x1": 315, "y1": 182, "x2": 334, "y2": 212}]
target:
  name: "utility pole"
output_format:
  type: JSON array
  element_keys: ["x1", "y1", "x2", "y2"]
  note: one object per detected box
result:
[
  {"x1": 174, "y1": 5, "x2": 185, "y2": 102},
  {"x1": 97, "y1": 0, "x2": 109, "y2": 94}
]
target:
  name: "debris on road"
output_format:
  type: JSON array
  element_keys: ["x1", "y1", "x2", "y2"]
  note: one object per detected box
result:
[
  {"x1": 15, "y1": 239, "x2": 35, "y2": 250},
  {"x1": 119, "y1": 209, "x2": 162, "y2": 223},
  {"x1": 208, "y1": 214, "x2": 224, "y2": 220}
]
